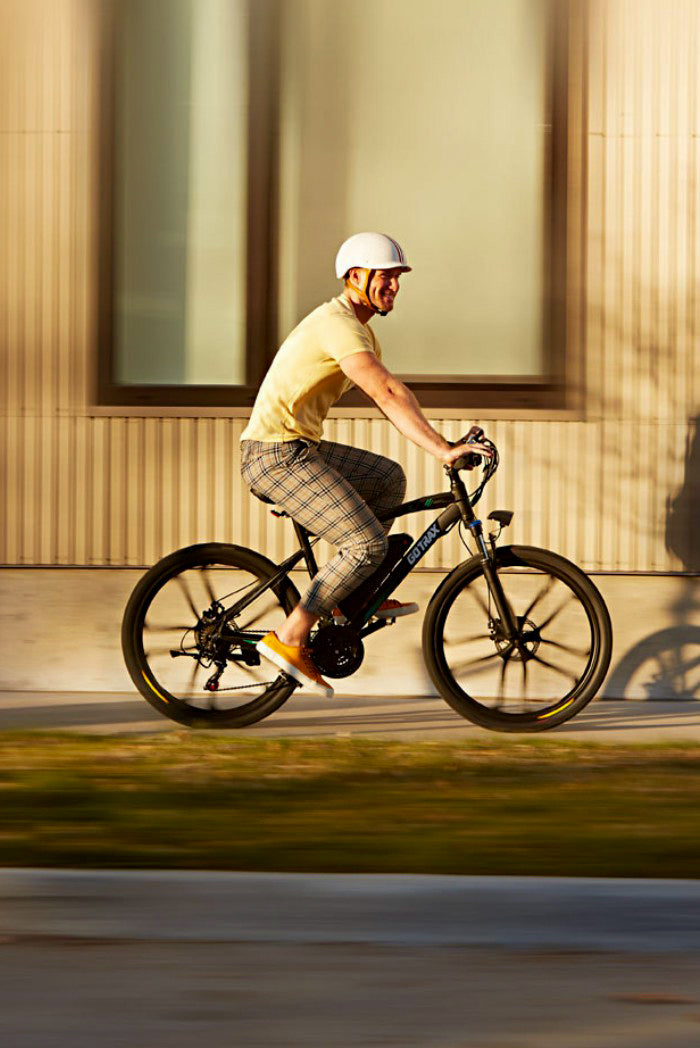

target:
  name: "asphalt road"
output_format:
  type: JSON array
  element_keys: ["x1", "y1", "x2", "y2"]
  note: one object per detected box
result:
[
  {"x1": 1, "y1": 690, "x2": 700, "y2": 741},
  {"x1": 2, "y1": 871, "x2": 700, "y2": 1047},
  {"x1": 2, "y1": 939, "x2": 700, "y2": 1047}
]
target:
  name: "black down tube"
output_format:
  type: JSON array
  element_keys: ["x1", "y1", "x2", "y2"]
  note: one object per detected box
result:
[{"x1": 346, "y1": 505, "x2": 461, "y2": 630}]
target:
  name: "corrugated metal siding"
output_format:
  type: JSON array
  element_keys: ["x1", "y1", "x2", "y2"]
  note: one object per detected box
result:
[{"x1": 1, "y1": 0, "x2": 697, "y2": 571}]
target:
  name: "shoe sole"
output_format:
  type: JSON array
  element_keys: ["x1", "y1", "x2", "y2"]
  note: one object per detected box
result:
[
  {"x1": 256, "y1": 640, "x2": 334, "y2": 698},
  {"x1": 374, "y1": 603, "x2": 419, "y2": 619}
]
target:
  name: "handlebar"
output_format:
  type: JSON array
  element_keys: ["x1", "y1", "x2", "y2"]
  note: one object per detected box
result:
[{"x1": 446, "y1": 431, "x2": 500, "y2": 508}]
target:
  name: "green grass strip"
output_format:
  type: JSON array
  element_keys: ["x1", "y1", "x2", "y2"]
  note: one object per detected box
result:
[{"x1": 0, "y1": 733, "x2": 699, "y2": 877}]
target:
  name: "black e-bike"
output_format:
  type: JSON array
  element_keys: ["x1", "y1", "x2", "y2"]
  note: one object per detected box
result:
[{"x1": 121, "y1": 438, "x2": 612, "y2": 732}]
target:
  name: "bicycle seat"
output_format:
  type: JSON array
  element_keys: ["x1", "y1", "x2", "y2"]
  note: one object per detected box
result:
[
  {"x1": 250, "y1": 487, "x2": 274, "y2": 505},
  {"x1": 249, "y1": 487, "x2": 292, "y2": 520}
]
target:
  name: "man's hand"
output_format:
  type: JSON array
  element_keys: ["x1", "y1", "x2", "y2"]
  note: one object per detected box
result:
[{"x1": 441, "y1": 426, "x2": 493, "y2": 470}]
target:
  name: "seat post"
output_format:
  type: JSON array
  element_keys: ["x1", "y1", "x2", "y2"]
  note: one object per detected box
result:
[{"x1": 292, "y1": 520, "x2": 319, "y2": 577}]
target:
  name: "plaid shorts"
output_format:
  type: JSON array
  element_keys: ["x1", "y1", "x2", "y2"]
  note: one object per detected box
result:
[{"x1": 240, "y1": 439, "x2": 406, "y2": 614}]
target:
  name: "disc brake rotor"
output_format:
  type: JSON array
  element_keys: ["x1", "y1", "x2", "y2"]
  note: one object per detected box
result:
[{"x1": 491, "y1": 616, "x2": 541, "y2": 661}]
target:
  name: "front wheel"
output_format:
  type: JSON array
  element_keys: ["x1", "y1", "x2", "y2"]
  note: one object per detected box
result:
[
  {"x1": 423, "y1": 546, "x2": 612, "y2": 732},
  {"x1": 122, "y1": 543, "x2": 301, "y2": 728}
]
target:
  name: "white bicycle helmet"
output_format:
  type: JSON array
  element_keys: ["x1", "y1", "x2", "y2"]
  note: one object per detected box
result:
[
  {"x1": 334, "y1": 232, "x2": 411, "y2": 315},
  {"x1": 334, "y1": 232, "x2": 411, "y2": 279}
]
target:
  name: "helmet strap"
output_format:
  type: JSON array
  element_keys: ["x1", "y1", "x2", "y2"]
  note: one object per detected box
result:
[{"x1": 345, "y1": 269, "x2": 387, "y2": 316}]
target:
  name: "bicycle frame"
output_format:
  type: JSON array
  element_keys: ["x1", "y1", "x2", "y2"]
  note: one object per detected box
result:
[
  {"x1": 359, "y1": 467, "x2": 518, "y2": 636},
  {"x1": 223, "y1": 465, "x2": 519, "y2": 643}
]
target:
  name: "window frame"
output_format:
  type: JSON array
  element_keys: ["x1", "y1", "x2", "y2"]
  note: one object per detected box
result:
[{"x1": 95, "y1": 0, "x2": 584, "y2": 414}]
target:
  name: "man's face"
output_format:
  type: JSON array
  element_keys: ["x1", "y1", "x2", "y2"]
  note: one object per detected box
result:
[{"x1": 367, "y1": 268, "x2": 403, "y2": 313}]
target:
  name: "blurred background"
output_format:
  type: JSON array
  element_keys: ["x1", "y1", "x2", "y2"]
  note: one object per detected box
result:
[{"x1": 1, "y1": 0, "x2": 698, "y2": 699}]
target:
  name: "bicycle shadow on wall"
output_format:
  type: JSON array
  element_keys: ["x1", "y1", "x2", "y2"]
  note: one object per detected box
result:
[{"x1": 602, "y1": 414, "x2": 700, "y2": 701}]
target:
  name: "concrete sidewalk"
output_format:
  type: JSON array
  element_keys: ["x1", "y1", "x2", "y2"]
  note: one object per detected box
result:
[
  {"x1": 1, "y1": 690, "x2": 700, "y2": 741},
  {"x1": 1, "y1": 870, "x2": 700, "y2": 952}
]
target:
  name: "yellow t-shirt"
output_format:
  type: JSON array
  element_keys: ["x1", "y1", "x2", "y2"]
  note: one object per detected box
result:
[{"x1": 241, "y1": 296, "x2": 381, "y2": 443}]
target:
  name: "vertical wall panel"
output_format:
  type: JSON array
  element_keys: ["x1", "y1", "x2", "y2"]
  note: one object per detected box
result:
[{"x1": 0, "y1": 0, "x2": 697, "y2": 573}]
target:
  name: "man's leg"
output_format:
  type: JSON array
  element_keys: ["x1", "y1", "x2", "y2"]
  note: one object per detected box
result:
[
  {"x1": 315, "y1": 441, "x2": 418, "y2": 622},
  {"x1": 272, "y1": 439, "x2": 408, "y2": 643},
  {"x1": 241, "y1": 439, "x2": 390, "y2": 633},
  {"x1": 241, "y1": 439, "x2": 393, "y2": 695}
]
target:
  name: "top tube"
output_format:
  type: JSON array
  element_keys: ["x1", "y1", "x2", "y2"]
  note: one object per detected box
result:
[
  {"x1": 377, "y1": 491, "x2": 454, "y2": 525},
  {"x1": 378, "y1": 441, "x2": 499, "y2": 525}
]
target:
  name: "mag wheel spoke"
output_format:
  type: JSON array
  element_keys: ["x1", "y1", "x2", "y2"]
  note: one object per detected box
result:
[
  {"x1": 444, "y1": 631, "x2": 494, "y2": 647},
  {"x1": 521, "y1": 653, "x2": 529, "y2": 706},
  {"x1": 451, "y1": 649, "x2": 503, "y2": 673},
  {"x1": 466, "y1": 584, "x2": 491, "y2": 619},
  {"x1": 199, "y1": 567, "x2": 217, "y2": 605},
  {"x1": 495, "y1": 651, "x2": 512, "y2": 707},
  {"x1": 536, "y1": 594, "x2": 577, "y2": 633},
  {"x1": 175, "y1": 575, "x2": 200, "y2": 619},
  {"x1": 528, "y1": 653, "x2": 580, "y2": 687},
  {"x1": 540, "y1": 637, "x2": 591, "y2": 659},
  {"x1": 521, "y1": 575, "x2": 556, "y2": 621}
]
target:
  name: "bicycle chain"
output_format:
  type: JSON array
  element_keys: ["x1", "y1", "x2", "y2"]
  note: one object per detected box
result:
[{"x1": 215, "y1": 679, "x2": 280, "y2": 692}]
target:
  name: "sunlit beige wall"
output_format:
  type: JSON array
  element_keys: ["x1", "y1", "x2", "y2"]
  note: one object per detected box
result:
[{"x1": 1, "y1": 0, "x2": 698, "y2": 574}]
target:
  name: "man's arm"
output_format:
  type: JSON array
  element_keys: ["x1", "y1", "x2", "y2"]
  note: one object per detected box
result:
[{"x1": 339, "y1": 352, "x2": 490, "y2": 466}]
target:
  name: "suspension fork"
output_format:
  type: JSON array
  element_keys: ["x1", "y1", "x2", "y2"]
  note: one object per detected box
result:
[{"x1": 448, "y1": 470, "x2": 519, "y2": 639}]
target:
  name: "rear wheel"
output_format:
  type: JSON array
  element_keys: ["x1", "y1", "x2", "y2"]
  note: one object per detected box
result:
[
  {"x1": 423, "y1": 546, "x2": 612, "y2": 732},
  {"x1": 121, "y1": 543, "x2": 300, "y2": 727}
]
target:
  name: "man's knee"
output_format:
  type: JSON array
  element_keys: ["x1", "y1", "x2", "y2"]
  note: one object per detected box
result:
[
  {"x1": 365, "y1": 529, "x2": 389, "y2": 567},
  {"x1": 385, "y1": 460, "x2": 407, "y2": 502},
  {"x1": 345, "y1": 527, "x2": 388, "y2": 572}
]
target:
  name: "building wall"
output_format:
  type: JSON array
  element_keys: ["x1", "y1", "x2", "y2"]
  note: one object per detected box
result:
[{"x1": 1, "y1": 0, "x2": 698, "y2": 578}]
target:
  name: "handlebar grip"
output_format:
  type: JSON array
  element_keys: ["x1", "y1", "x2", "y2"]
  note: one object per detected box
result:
[
  {"x1": 449, "y1": 430, "x2": 484, "y2": 470},
  {"x1": 452, "y1": 451, "x2": 482, "y2": 470}
]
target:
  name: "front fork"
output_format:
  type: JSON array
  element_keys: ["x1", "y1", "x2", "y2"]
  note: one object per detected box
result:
[{"x1": 448, "y1": 471, "x2": 519, "y2": 640}]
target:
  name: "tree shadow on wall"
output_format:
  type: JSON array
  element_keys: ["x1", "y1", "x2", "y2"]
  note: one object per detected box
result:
[{"x1": 603, "y1": 415, "x2": 700, "y2": 700}]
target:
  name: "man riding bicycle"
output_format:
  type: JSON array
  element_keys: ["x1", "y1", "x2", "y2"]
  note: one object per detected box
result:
[{"x1": 240, "y1": 232, "x2": 491, "y2": 697}]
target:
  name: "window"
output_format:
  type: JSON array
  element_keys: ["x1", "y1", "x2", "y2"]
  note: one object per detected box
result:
[
  {"x1": 98, "y1": 0, "x2": 278, "y2": 406},
  {"x1": 98, "y1": 0, "x2": 576, "y2": 410}
]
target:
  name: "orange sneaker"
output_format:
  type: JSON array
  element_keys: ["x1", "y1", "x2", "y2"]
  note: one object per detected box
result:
[
  {"x1": 332, "y1": 599, "x2": 419, "y2": 625},
  {"x1": 256, "y1": 632, "x2": 334, "y2": 697},
  {"x1": 373, "y1": 598, "x2": 419, "y2": 620}
]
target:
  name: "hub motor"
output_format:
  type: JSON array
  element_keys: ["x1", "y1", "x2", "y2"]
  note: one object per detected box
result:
[
  {"x1": 490, "y1": 615, "x2": 541, "y2": 661},
  {"x1": 309, "y1": 625, "x2": 364, "y2": 679}
]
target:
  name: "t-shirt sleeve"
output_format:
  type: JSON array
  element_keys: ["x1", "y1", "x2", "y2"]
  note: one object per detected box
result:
[
  {"x1": 369, "y1": 328, "x2": 382, "y2": 361},
  {"x1": 324, "y1": 316, "x2": 378, "y2": 364}
]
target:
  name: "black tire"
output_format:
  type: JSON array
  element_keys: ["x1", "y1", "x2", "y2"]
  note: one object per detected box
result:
[
  {"x1": 422, "y1": 545, "x2": 613, "y2": 732},
  {"x1": 121, "y1": 543, "x2": 301, "y2": 728}
]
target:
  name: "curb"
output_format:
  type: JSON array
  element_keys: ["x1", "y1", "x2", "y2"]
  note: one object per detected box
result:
[{"x1": 1, "y1": 870, "x2": 699, "y2": 951}]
